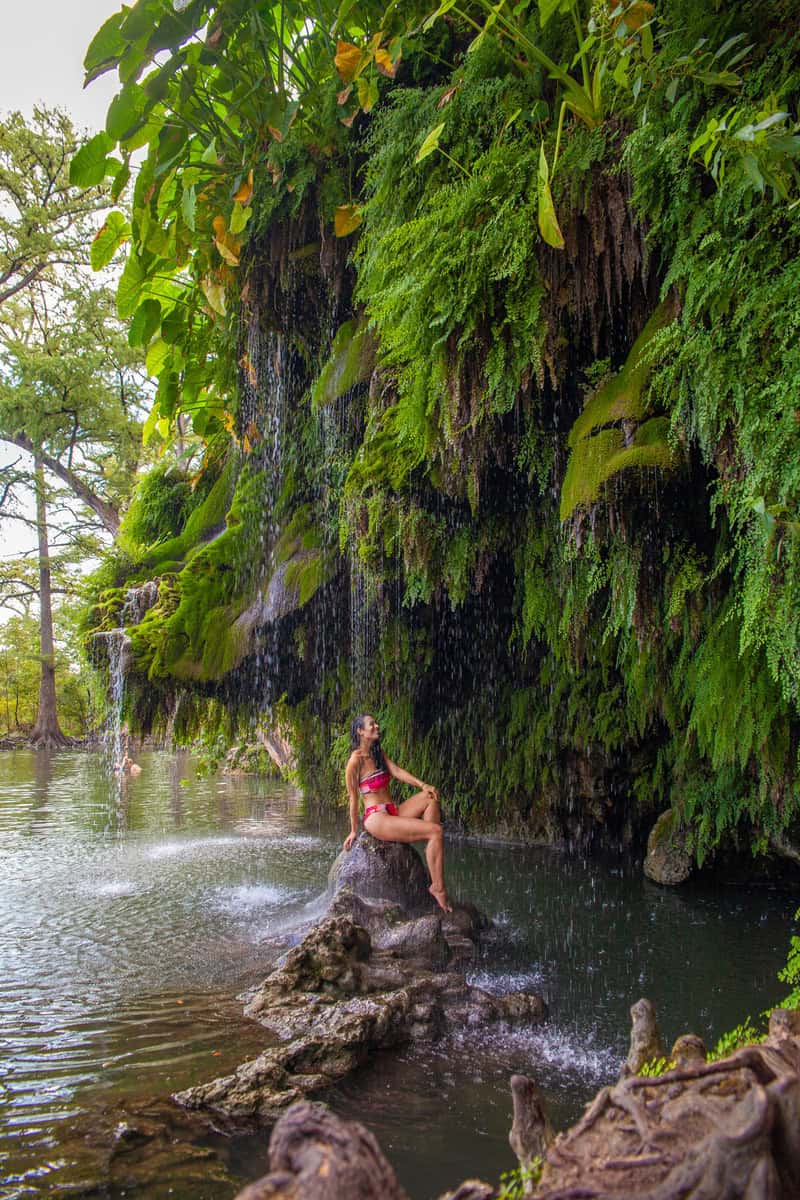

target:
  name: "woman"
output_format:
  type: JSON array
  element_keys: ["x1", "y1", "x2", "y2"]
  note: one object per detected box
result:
[{"x1": 343, "y1": 713, "x2": 452, "y2": 912}]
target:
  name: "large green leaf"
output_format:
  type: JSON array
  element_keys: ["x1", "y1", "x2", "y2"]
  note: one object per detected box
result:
[
  {"x1": 90, "y1": 211, "x2": 131, "y2": 270},
  {"x1": 128, "y1": 298, "x2": 162, "y2": 348},
  {"x1": 416, "y1": 122, "x2": 445, "y2": 163},
  {"x1": 537, "y1": 142, "x2": 565, "y2": 249},
  {"x1": 83, "y1": 12, "x2": 126, "y2": 83},
  {"x1": 117, "y1": 252, "x2": 148, "y2": 319},
  {"x1": 106, "y1": 81, "x2": 149, "y2": 141},
  {"x1": 69, "y1": 132, "x2": 113, "y2": 187}
]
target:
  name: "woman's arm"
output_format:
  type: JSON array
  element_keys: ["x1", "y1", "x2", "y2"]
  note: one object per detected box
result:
[
  {"x1": 384, "y1": 755, "x2": 438, "y2": 798},
  {"x1": 343, "y1": 757, "x2": 361, "y2": 851}
]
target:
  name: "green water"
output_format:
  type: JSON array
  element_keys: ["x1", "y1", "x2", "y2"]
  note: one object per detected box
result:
[{"x1": 0, "y1": 750, "x2": 795, "y2": 1199}]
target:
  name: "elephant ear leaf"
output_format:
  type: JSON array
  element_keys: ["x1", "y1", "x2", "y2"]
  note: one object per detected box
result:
[
  {"x1": 416, "y1": 122, "x2": 445, "y2": 164},
  {"x1": 537, "y1": 141, "x2": 565, "y2": 249}
]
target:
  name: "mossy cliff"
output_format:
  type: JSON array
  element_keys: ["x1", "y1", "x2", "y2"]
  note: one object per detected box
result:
[{"x1": 85, "y1": 0, "x2": 800, "y2": 867}]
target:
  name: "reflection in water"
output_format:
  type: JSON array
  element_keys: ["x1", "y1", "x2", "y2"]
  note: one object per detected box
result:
[{"x1": 0, "y1": 750, "x2": 795, "y2": 1199}]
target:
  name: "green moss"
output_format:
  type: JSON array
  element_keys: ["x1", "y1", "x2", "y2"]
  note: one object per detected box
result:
[
  {"x1": 139, "y1": 452, "x2": 240, "y2": 568},
  {"x1": 567, "y1": 298, "x2": 678, "y2": 448},
  {"x1": 311, "y1": 318, "x2": 377, "y2": 407},
  {"x1": 560, "y1": 417, "x2": 676, "y2": 520}
]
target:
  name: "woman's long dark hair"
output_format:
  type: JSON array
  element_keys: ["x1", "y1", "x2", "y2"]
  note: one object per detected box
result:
[{"x1": 350, "y1": 714, "x2": 387, "y2": 772}]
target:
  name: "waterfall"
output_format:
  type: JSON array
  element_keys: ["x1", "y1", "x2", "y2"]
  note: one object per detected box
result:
[{"x1": 349, "y1": 549, "x2": 378, "y2": 702}]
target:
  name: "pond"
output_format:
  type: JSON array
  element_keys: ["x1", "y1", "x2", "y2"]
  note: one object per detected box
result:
[{"x1": 0, "y1": 750, "x2": 795, "y2": 1199}]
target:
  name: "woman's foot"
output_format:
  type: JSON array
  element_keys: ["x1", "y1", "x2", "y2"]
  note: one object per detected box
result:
[{"x1": 429, "y1": 884, "x2": 453, "y2": 913}]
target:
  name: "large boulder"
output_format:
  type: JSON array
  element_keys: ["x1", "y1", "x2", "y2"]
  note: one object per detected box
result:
[
  {"x1": 643, "y1": 810, "x2": 693, "y2": 886},
  {"x1": 328, "y1": 831, "x2": 431, "y2": 911}
]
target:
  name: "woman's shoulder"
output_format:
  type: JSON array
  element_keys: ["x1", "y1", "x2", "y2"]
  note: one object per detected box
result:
[{"x1": 345, "y1": 750, "x2": 361, "y2": 772}]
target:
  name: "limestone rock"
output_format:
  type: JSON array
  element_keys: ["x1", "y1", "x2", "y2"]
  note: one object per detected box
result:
[
  {"x1": 328, "y1": 832, "x2": 431, "y2": 910},
  {"x1": 623, "y1": 997, "x2": 666, "y2": 1077},
  {"x1": 643, "y1": 809, "x2": 693, "y2": 886},
  {"x1": 176, "y1": 907, "x2": 546, "y2": 1121}
]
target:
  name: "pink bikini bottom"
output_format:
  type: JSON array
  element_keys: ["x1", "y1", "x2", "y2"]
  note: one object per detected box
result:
[{"x1": 363, "y1": 802, "x2": 398, "y2": 821}]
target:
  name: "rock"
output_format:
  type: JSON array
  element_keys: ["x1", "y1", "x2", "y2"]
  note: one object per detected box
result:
[
  {"x1": 643, "y1": 810, "x2": 693, "y2": 886},
  {"x1": 509, "y1": 1074, "x2": 555, "y2": 1183},
  {"x1": 328, "y1": 832, "x2": 432, "y2": 910},
  {"x1": 671, "y1": 1033, "x2": 707, "y2": 1069},
  {"x1": 176, "y1": 908, "x2": 546, "y2": 1121},
  {"x1": 232, "y1": 1100, "x2": 409, "y2": 1200},
  {"x1": 622, "y1": 997, "x2": 666, "y2": 1077},
  {"x1": 244, "y1": 917, "x2": 372, "y2": 1012}
]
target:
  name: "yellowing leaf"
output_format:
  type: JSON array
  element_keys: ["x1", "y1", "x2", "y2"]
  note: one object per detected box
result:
[
  {"x1": 142, "y1": 404, "x2": 160, "y2": 446},
  {"x1": 334, "y1": 204, "x2": 363, "y2": 237},
  {"x1": 620, "y1": 1, "x2": 655, "y2": 31},
  {"x1": 374, "y1": 48, "x2": 399, "y2": 78},
  {"x1": 416, "y1": 122, "x2": 445, "y2": 163},
  {"x1": 357, "y1": 75, "x2": 379, "y2": 113},
  {"x1": 537, "y1": 141, "x2": 565, "y2": 249},
  {"x1": 215, "y1": 236, "x2": 241, "y2": 266},
  {"x1": 337, "y1": 85, "x2": 353, "y2": 106},
  {"x1": 335, "y1": 41, "x2": 363, "y2": 83},
  {"x1": 201, "y1": 276, "x2": 227, "y2": 316},
  {"x1": 212, "y1": 214, "x2": 227, "y2": 239},
  {"x1": 234, "y1": 168, "x2": 253, "y2": 204},
  {"x1": 229, "y1": 203, "x2": 251, "y2": 235}
]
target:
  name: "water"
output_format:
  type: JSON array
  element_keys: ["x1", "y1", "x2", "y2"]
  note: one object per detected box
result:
[{"x1": 0, "y1": 751, "x2": 795, "y2": 1199}]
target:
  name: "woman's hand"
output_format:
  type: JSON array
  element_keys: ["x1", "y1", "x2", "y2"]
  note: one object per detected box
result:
[
  {"x1": 422, "y1": 783, "x2": 439, "y2": 801},
  {"x1": 343, "y1": 831, "x2": 358, "y2": 851}
]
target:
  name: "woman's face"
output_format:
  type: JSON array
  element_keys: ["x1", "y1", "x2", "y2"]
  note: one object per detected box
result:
[{"x1": 360, "y1": 715, "x2": 380, "y2": 744}]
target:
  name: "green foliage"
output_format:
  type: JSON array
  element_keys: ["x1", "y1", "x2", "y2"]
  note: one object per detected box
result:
[
  {"x1": 707, "y1": 1017, "x2": 765, "y2": 1061},
  {"x1": 498, "y1": 1160, "x2": 543, "y2": 1199},
  {"x1": 778, "y1": 907, "x2": 800, "y2": 1010},
  {"x1": 637, "y1": 1056, "x2": 675, "y2": 1077},
  {"x1": 83, "y1": 0, "x2": 800, "y2": 868}
]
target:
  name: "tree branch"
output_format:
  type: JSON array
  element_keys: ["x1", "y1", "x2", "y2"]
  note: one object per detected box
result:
[{"x1": 2, "y1": 434, "x2": 120, "y2": 534}]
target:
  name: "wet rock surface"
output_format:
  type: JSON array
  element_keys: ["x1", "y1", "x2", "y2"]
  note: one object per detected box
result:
[
  {"x1": 643, "y1": 809, "x2": 693, "y2": 886},
  {"x1": 327, "y1": 834, "x2": 432, "y2": 909},
  {"x1": 175, "y1": 834, "x2": 546, "y2": 1122},
  {"x1": 233, "y1": 1008, "x2": 800, "y2": 1200}
]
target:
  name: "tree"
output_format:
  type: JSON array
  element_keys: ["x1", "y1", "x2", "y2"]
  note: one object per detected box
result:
[
  {"x1": 0, "y1": 107, "x2": 106, "y2": 307},
  {"x1": 0, "y1": 107, "x2": 149, "y2": 746}
]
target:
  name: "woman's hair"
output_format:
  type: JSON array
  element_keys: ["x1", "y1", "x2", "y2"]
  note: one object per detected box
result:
[{"x1": 350, "y1": 713, "x2": 387, "y2": 772}]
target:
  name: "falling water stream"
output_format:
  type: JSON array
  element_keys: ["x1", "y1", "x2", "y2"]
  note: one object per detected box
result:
[{"x1": 0, "y1": 750, "x2": 795, "y2": 1199}]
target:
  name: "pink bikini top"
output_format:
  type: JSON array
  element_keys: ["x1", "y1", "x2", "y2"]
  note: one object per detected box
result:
[{"x1": 359, "y1": 769, "x2": 391, "y2": 793}]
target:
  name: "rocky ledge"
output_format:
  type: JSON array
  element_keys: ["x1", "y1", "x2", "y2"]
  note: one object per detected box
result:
[
  {"x1": 174, "y1": 833, "x2": 547, "y2": 1122},
  {"x1": 233, "y1": 1005, "x2": 800, "y2": 1200}
]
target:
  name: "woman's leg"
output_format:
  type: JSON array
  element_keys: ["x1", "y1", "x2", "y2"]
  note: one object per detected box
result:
[
  {"x1": 363, "y1": 812, "x2": 451, "y2": 911},
  {"x1": 398, "y1": 790, "x2": 442, "y2": 824}
]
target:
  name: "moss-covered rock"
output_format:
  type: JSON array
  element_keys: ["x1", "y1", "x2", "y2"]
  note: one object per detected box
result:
[{"x1": 643, "y1": 810, "x2": 693, "y2": 887}]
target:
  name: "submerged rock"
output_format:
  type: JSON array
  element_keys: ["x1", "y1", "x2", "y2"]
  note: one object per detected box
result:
[{"x1": 643, "y1": 809, "x2": 693, "y2": 886}]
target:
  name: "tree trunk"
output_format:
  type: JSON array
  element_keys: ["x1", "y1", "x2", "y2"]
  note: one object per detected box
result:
[{"x1": 29, "y1": 458, "x2": 68, "y2": 749}]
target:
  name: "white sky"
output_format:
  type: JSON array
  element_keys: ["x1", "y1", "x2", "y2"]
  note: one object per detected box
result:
[
  {"x1": 0, "y1": 2, "x2": 126, "y2": 567},
  {"x1": 0, "y1": 0, "x2": 123, "y2": 131}
]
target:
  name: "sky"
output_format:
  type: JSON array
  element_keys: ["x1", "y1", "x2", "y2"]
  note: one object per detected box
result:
[
  {"x1": 0, "y1": 0, "x2": 123, "y2": 132},
  {"x1": 0, "y1": 1, "x2": 125, "y2": 565}
]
